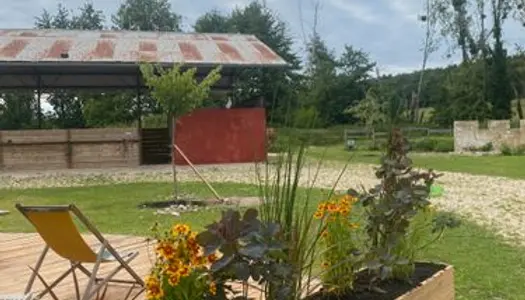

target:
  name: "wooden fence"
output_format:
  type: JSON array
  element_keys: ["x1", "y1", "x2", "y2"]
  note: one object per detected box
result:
[
  {"x1": 0, "y1": 128, "x2": 140, "y2": 171},
  {"x1": 344, "y1": 127, "x2": 453, "y2": 141}
]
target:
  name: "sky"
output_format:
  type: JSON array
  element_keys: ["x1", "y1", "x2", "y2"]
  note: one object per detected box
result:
[{"x1": 0, "y1": 0, "x2": 524, "y2": 75}]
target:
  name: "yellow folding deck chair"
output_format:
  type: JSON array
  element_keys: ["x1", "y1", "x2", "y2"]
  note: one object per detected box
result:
[{"x1": 15, "y1": 204, "x2": 145, "y2": 300}]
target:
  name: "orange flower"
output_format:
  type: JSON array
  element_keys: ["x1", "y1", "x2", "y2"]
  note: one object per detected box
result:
[
  {"x1": 209, "y1": 282, "x2": 217, "y2": 295},
  {"x1": 339, "y1": 207, "x2": 350, "y2": 216},
  {"x1": 172, "y1": 224, "x2": 190, "y2": 236},
  {"x1": 178, "y1": 265, "x2": 191, "y2": 277},
  {"x1": 168, "y1": 274, "x2": 180, "y2": 286},
  {"x1": 207, "y1": 253, "x2": 218, "y2": 264},
  {"x1": 327, "y1": 202, "x2": 339, "y2": 213},
  {"x1": 314, "y1": 210, "x2": 324, "y2": 219},
  {"x1": 165, "y1": 262, "x2": 181, "y2": 276},
  {"x1": 156, "y1": 242, "x2": 177, "y2": 260},
  {"x1": 145, "y1": 275, "x2": 164, "y2": 300}
]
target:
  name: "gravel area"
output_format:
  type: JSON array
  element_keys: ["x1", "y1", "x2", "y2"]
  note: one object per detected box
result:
[{"x1": 2, "y1": 162, "x2": 525, "y2": 246}]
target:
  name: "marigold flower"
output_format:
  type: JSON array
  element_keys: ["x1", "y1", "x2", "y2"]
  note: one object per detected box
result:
[
  {"x1": 145, "y1": 275, "x2": 163, "y2": 300},
  {"x1": 207, "y1": 253, "x2": 218, "y2": 263},
  {"x1": 327, "y1": 202, "x2": 339, "y2": 213},
  {"x1": 348, "y1": 223, "x2": 360, "y2": 229},
  {"x1": 209, "y1": 282, "x2": 217, "y2": 295},
  {"x1": 172, "y1": 224, "x2": 190, "y2": 236},
  {"x1": 168, "y1": 274, "x2": 180, "y2": 286},
  {"x1": 339, "y1": 207, "x2": 350, "y2": 216},
  {"x1": 178, "y1": 265, "x2": 191, "y2": 277},
  {"x1": 314, "y1": 210, "x2": 324, "y2": 219},
  {"x1": 317, "y1": 202, "x2": 327, "y2": 211},
  {"x1": 156, "y1": 242, "x2": 176, "y2": 260}
]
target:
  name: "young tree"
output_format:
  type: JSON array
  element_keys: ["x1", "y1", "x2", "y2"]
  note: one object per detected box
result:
[
  {"x1": 140, "y1": 64, "x2": 221, "y2": 199},
  {"x1": 346, "y1": 88, "x2": 385, "y2": 144}
]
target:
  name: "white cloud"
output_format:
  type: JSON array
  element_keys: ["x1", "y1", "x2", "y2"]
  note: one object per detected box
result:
[
  {"x1": 387, "y1": 0, "x2": 422, "y2": 23},
  {"x1": 327, "y1": 0, "x2": 383, "y2": 24}
]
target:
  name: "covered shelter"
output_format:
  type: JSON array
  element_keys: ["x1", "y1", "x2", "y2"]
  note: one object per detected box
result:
[{"x1": 0, "y1": 29, "x2": 288, "y2": 170}]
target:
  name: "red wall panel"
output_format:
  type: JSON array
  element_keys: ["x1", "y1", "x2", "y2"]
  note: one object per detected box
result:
[{"x1": 173, "y1": 108, "x2": 267, "y2": 165}]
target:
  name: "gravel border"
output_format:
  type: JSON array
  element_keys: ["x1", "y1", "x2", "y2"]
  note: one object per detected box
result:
[{"x1": 2, "y1": 162, "x2": 525, "y2": 246}]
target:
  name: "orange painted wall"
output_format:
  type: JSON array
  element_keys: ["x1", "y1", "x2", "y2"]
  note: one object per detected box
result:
[{"x1": 173, "y1": 108, "x2": 267, "y2": 165}]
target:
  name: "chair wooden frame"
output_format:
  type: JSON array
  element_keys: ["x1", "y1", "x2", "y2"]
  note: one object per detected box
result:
[{"x1": 15, "y1": 204, "x2": 145, "y2": 300}]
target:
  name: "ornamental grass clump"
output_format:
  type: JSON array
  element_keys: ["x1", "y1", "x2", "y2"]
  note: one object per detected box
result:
[{"x1": 146, "y1": 223, "x2": 217, "y2": 300}]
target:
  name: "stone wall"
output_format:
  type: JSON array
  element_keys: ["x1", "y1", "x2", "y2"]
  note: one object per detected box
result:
[
  {"x1": 0, "y1": 128, "x2": 140, "y2": 171},
  {"x1": 454, "y1": 120, "x2": 525, "y2": 152}
]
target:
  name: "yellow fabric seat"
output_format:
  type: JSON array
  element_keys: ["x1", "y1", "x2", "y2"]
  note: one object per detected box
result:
[{"x1": 16, "y1": 204, "x2": 145, "y2": 300}]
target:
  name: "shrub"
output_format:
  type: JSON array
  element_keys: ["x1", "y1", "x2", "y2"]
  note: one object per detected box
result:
[
  {"x1": 500, "y1": 144, "x2": 525, "y2": 156},
  {"x1": 412, "y1": 138, "x2": 437, "y2": 152},
  {"x1": 501, "y1": 144, "x2": 512, "y2": 156},
  {"x1": 411, "y1": 138, "x2": 453, "y2": 152},
  {"x1": 434, "y1": 139, "x2": 454, "y2": 152}
]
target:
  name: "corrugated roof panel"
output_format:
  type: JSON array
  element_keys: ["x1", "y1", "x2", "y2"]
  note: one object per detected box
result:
[{"x1": 0, "y1": 29, "x2": 288, "y2": 67}]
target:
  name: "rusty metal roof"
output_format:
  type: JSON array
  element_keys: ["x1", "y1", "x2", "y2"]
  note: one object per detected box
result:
[{"x1": 0, "y1": 29, "x2": 289, "y2": 67}]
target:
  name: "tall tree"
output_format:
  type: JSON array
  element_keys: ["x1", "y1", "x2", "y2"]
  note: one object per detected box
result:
[
  {"x1": 194, "y1": 10, "x2": 233, "y2": 33},
  {"x1": 488, "y1": 0, "x2": 514, "y2": 119},
  {"x1": 0, "y1": 92, "x2": 38, "y2": 130},
  {"x1": 195, "y1": 2, "x2": 301, "y2": 124},
  {"x1": 112, "y1": 0, "x2": 181, "y2": 31},
  {"x1": 71, "y1": 2, "x2": 105, "y2": 30}
]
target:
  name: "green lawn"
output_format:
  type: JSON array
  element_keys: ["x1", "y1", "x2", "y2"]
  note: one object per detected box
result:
[
  {"x1": 1, "y1": 182, "x2": 525, "y2": 299},
  {"x1": 307, "y1": 144, "x2": 525, "y2": 179}
]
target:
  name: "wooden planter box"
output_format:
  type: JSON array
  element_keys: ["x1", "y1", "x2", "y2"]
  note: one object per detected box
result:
[
  {"x1": 396, "y1": 265, "x2": 454, "y2": 300},
  {"x1": 304, "y1": 263, "x2": 454, "y2": 300}
]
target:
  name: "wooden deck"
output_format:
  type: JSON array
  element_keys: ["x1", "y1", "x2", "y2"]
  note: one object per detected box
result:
[{"x1": 0, "y1": 232, "x2": 153, "y2": 300}]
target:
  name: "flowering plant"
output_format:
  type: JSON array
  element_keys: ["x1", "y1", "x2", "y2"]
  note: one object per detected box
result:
[
  {"x1": 145, "y1": 223, "x2": 217, "y2": 300},
  {"x1": 314, "y1": 193, "x2": 363, "y2": 295}
]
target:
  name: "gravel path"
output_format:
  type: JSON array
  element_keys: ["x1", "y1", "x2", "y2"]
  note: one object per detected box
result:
[{"x1": 1, "y1": 162, "x2": 525, "y2": 246}]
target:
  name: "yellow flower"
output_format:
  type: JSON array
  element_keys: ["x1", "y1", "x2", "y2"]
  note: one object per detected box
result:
[
  {"x1": 348, "y1": 223, "x2": 360, "y2": 229},
  {"x1": 156, "y1": 242, "x2": 177, "y2": 260},
  {"x1": 314, "y1": 210, "x2": 324, "y2": 219},
  {"x1": 207, "y1": 253, "x2": 218, "y2": 264},
  {"x1": 327, "y1": 202, "x2": 339, "y2": 214},
  {"x1": 209, "y1": 282, "x2": 217, "y2": 295},
  {"x1": 145, "y1": 275, "x2": 164, "y2": 300},
  {"x1": 321, "y1": 262, "x2": 329, "y2": 269},
  {"x1": 317, "y1": 203, "x2": 327, "y2": 211},
  {"x1": 178, "y1": 265, "x2": 191, "y2": 277},
  {"x1": 168, "y1": 274, "x2": 180, "y2": 286},
  {"x1": 339, "y1": 207, "x2": 350, "y2": 216},
  {"x1": 321, "y1": 230, "x2": 329, "y2": 238},
  {"x1": 172, "y1": 224, "x2": 190, "y2": 236}
]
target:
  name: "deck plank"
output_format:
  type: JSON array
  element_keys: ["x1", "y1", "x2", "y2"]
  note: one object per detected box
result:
[{"x1": 0, "y1": 233, "x2": 151, "y2": 300}]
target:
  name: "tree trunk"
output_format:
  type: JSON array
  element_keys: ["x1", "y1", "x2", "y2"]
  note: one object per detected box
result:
[{"x1": 171, "y1": 115, "x2": 179, "y2": 200}]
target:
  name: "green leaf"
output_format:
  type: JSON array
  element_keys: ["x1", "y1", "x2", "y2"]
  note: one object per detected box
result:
[
  {"x1": 243, "y1": 208, "x2": 258, "y2": 222},
  {"x1": 232, "y1": 261, "x2": 251, "y2": 281},
  {"x1": 239, "y1": 243, "x2": 268, "y2": 259},
  {"x1": 211, "y1": 255, "x2": 235, "y2": 273}
]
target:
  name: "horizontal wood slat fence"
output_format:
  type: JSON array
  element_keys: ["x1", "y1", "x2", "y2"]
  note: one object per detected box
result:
[{"x1": 0, "y1": 128, "x2": 140, "y2": 171}]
